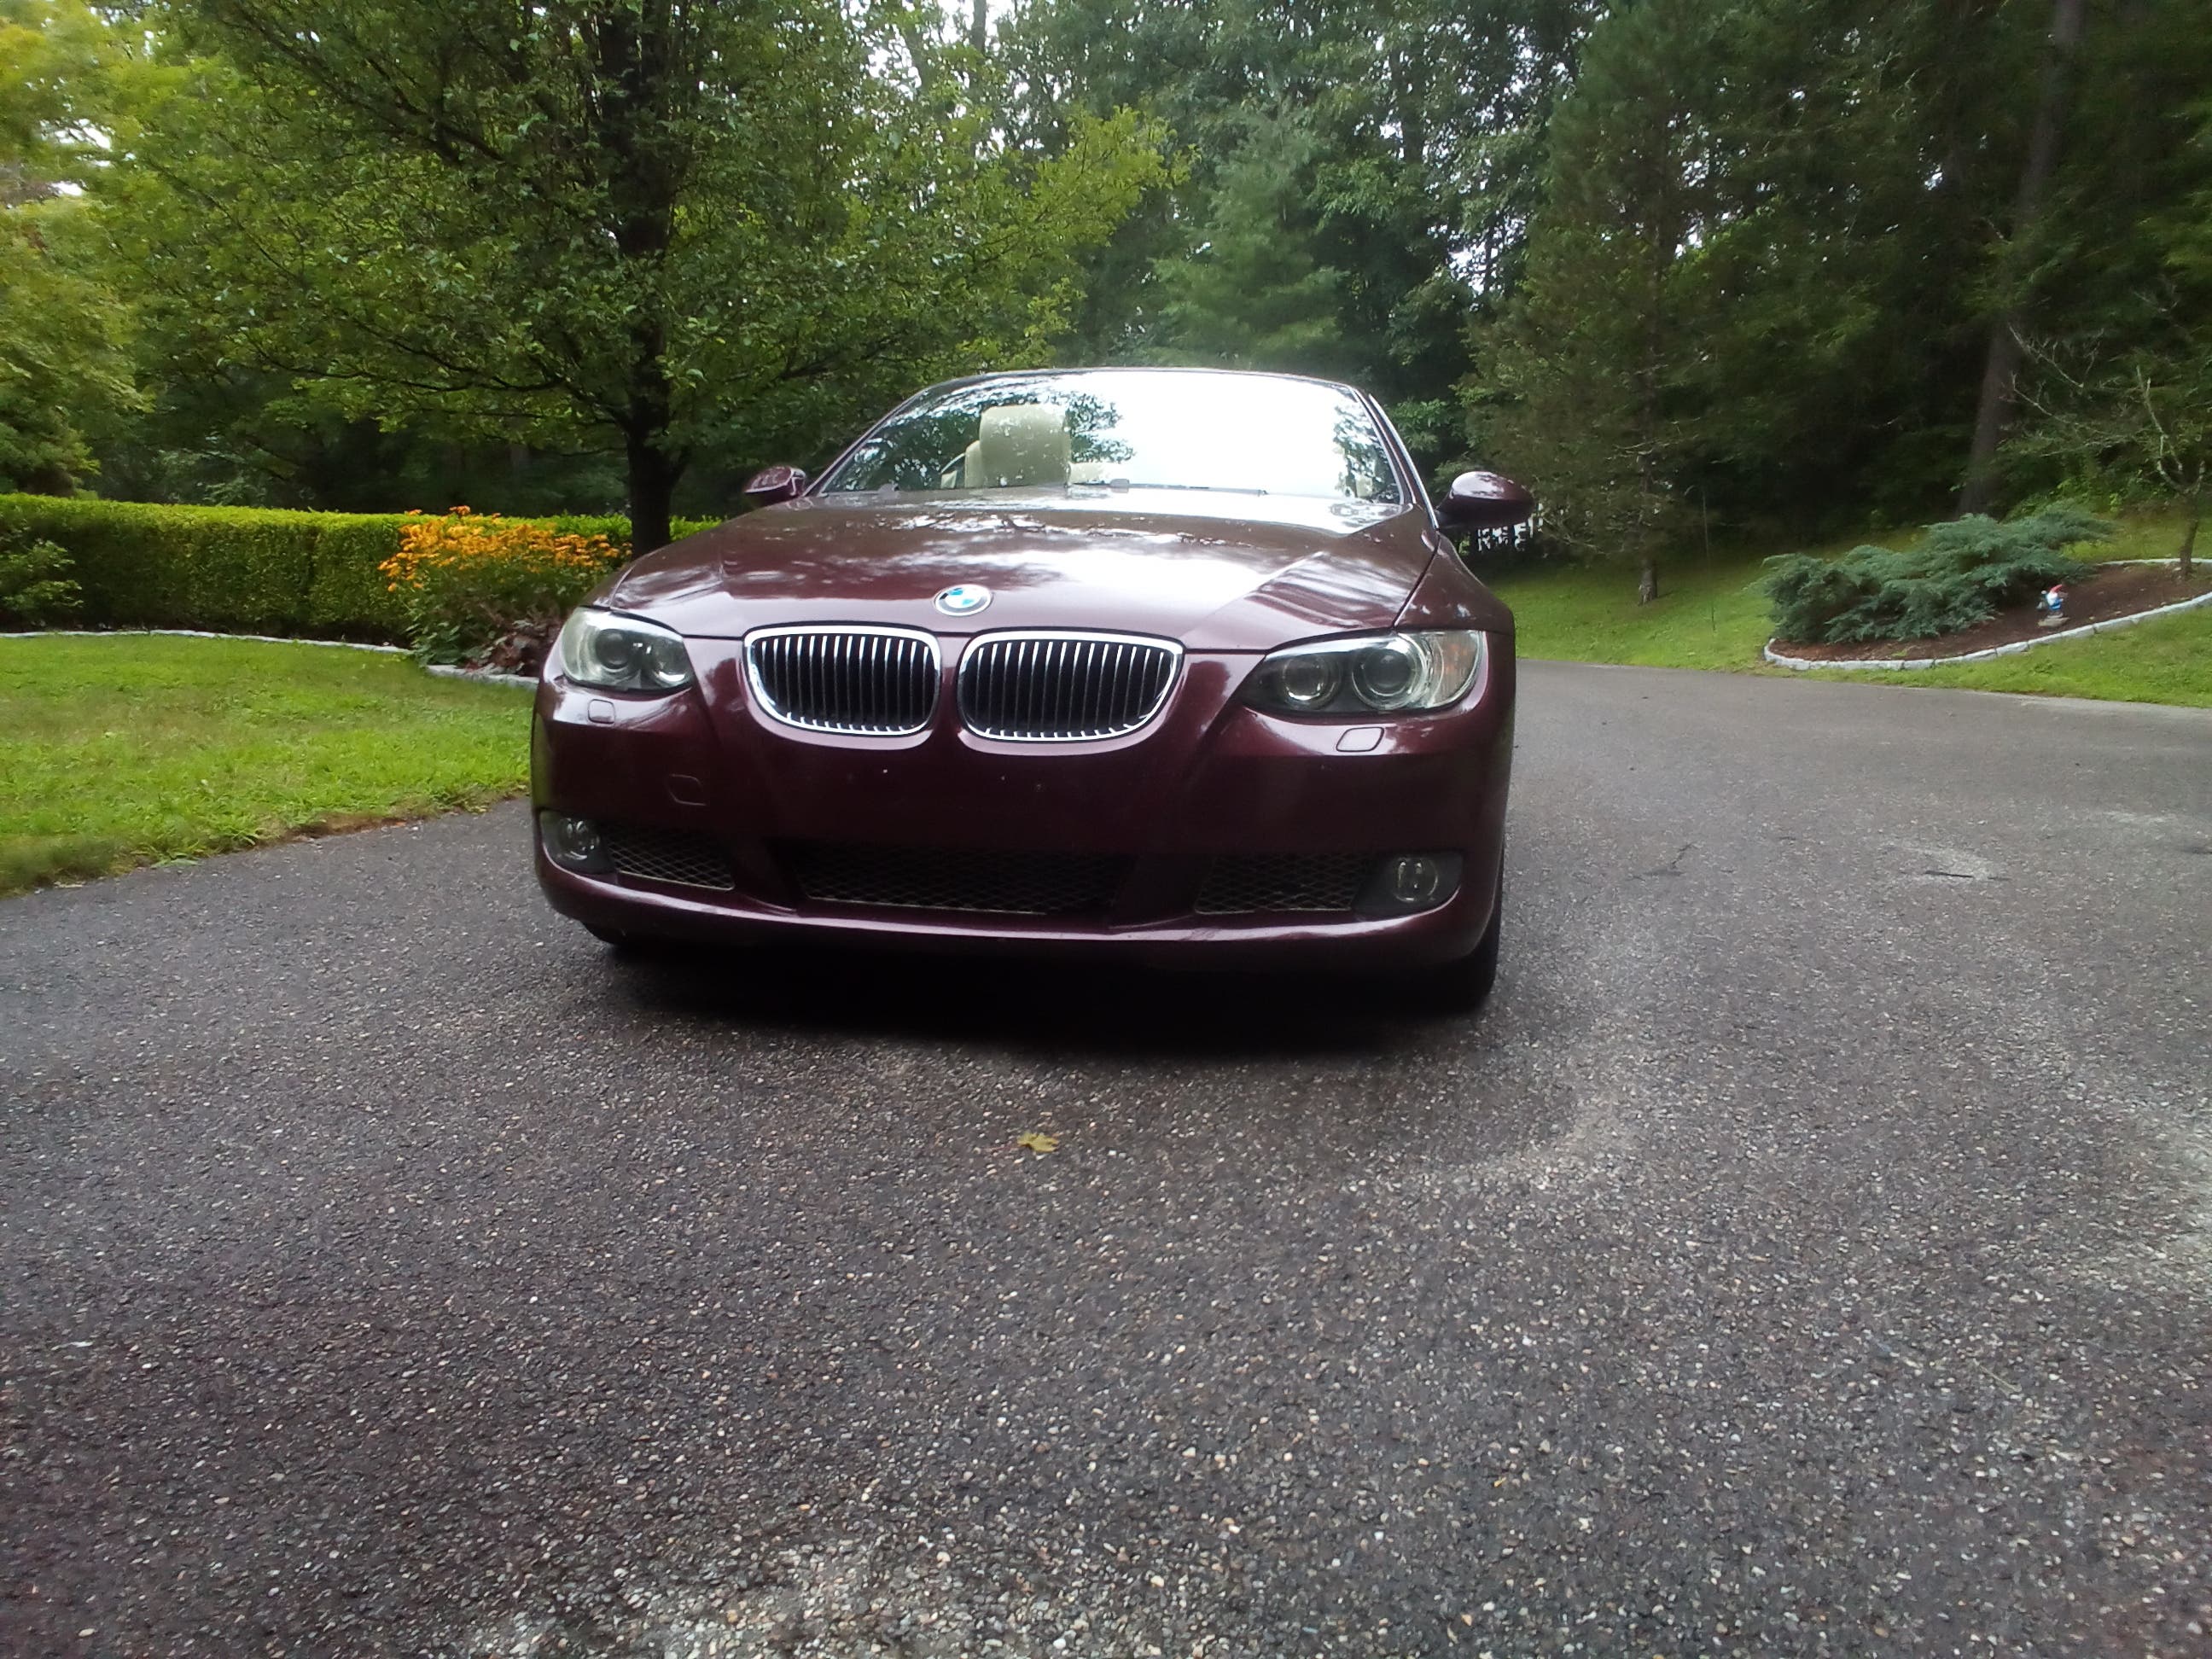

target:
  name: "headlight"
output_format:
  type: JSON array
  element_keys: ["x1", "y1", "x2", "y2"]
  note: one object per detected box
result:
[
  {"x1": 1242, "y1": 631, "x2": 1484, "y2": 717},
  {"x1": 556, "y1": 608, "x2": 695, "y2": 693}
]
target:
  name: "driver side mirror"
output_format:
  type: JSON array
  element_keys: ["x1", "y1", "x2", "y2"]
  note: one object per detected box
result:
[
  {"x1": 742, "y1": 464, "x2": 807, "y2": 507},
  {"x1": 1437, "y1": 469, "x2": 1534, "y2": 531}
]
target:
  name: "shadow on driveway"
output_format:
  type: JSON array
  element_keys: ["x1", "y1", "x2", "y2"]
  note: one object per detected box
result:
[{"x1": 589, "y1": 935, "x2": 1515, "y2": 1065}]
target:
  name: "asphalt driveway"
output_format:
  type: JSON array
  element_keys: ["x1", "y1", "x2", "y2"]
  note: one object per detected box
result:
[{"x1": 3, "y1": 663, "x2": 2208, "y2": 1657}]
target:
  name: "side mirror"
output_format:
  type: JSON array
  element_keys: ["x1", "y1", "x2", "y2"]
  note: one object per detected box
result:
[
  {"x1": 1437, "y1": 469, "x2": 1534, "y2": 531},
  {"x1": 742, "y1": 464, "x2": 807, "y2": 507}
]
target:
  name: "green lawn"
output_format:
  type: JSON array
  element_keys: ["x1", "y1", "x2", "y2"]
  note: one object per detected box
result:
[
  {"x1": 1484, "y1": 543, "x2": 1780, "y2": 672},
  {"x1": 0, "y1": 635, "x2": 532, "y2": 896},
  {"x1": 1487, "y1": 509, "x2": 2211, "y2": 707},
  {"x1": 1847, "y1": 607, "x2": 2212, "y2": 707}
]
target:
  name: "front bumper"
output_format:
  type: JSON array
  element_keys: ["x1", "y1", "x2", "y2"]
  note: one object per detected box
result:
[{"x1": 531, "y1": 637, "x2": 1513, "y2": 971}]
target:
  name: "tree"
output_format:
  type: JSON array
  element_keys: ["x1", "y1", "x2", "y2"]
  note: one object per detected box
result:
[
  {"x1": 2029, "y1": 350, "x2": 2208, "y2": 578},
  {"x1": 2018, "y1": 99, "x2": 2212, "y2": 579},
  {"x1": 1470, "y1": 0, "x2": 1724, "y2": 602},
  {"x1": 1956, "y1": 0, "x2": 2087, "y2": 516},
  {"x1": 40, "y1": 0, "x2": 2204, "y2": 537},
  {"x1": 1465, "y1": 0, "x2": 2139, "y2": 575},
  {"x1": 1646, "y1": 0, "x2": 2028, "y2": 530},
  {"x1": 121, "y1": 0, "x2": 1167, "y2": 548},
  {"x1": 1148, "y1": 108, "x2": 1350, "y2": 375},
  {"x1": 996, "y1": 0, "x2": 1592, "y2": 430},
  {"x1": 0, "y1": 0, "x2": 139, "y2": 493}
]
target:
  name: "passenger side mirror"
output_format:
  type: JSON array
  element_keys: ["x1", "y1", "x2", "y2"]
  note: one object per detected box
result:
[
  {"x1": 742, "y1": 464, "x2": 807, "y2": 507},
  {"x1": 1437, "y1": 469, "x2": 1534, "y2": 531}
]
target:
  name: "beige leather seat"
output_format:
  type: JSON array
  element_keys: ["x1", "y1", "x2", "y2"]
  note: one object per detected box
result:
[{"x1": 967, "y1": 403, "x2": 1071, "y2": 488}]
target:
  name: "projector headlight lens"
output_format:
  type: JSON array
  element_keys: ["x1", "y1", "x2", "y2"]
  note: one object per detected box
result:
[
  {"x1": 1243, "y1": 631, "x2": 1484, "y2": 718},
  {"x1": 556, "y1": 608, "x2": 695, "y2": 694}
]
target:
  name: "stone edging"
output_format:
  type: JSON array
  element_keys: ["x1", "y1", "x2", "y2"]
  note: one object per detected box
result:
[
  {"x1": 424, "y1": 663, "x2": 538, "y2": 690},
  {"x1": 1764, "y1": 561, "x2": 2209, "y2": 672},
  {"x1": 0, "y1": 626, "x2": 537, "y2": 689}
]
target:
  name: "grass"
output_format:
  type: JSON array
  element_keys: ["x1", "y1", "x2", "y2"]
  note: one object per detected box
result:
[
  {"x1": 1849, "y1": 606, "x2": 2212, "y2": 707},
  {"x1": 1485, "y1": 542, "x2": 1783, "y2": 672},
  {"x1": 1487, "y1": 509, "x2": 2211, "y2": 707},
  {"x1": 0, "y1": 634, "x2": 532, "y2": 896}
]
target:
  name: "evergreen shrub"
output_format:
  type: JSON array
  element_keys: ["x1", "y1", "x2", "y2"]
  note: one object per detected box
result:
[{"x1": 1762, "y1": 509, "x2": 2112, "y2": 644}]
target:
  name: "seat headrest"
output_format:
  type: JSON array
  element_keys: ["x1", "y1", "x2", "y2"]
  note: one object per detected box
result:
[{"x1": 973, "y1": 404, "x2": 1070, "y2": 489}]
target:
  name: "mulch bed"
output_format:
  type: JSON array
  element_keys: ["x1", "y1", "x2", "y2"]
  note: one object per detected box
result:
[{"x1": 1775, "y1": 562, "x2": 2210, "y2": 661}]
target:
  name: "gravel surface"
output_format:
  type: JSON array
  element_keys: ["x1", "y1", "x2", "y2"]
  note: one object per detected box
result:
[{"x1": 3, "y1": 663, "x2": 2209, "y2": 1658}]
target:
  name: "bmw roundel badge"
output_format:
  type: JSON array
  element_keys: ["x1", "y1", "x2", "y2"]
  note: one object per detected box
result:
[{"x1": 934, "y1": 584, "x2": 992, "y2": 616}]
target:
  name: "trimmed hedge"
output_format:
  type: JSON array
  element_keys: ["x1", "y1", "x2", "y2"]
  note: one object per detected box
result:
[
  {"x1": 0, "y1": 496, "x2": 719, "y2": 643},
  {"x1": 0, "y1": 495, "x2": 410, "y2": 639}
]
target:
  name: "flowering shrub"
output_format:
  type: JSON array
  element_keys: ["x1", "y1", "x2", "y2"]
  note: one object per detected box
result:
[{"x1": 381, "y1": 507, "x2": 626, "y2": 668}]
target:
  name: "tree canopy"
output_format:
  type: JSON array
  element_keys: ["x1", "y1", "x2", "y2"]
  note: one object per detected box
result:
[
  {"x1": 105, "y1": 0, "x2": 1167, "y2": 547},
  {"x1": 1, "y1": 0, "x2": 138, "y2": 492},
  {"x1": 2, "y1": 0, "x2": 2205, "y2": 577}
]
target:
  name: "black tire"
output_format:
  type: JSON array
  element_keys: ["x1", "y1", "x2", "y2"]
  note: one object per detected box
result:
[
  {"x1": 1400, "y1": 872, "x2": 1502, "y2": 1016},
  {"x1": 583, "y1": 922, "x2": 672, "y2": 960}
]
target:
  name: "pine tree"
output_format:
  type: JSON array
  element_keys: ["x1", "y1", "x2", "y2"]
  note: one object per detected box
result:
[
  {"x1": 1471, "y1": 0, "x2": 1722, "y2": 601},
  {"x1": 1149, "y1": 109, "x2": 1351, "y2": 375}
]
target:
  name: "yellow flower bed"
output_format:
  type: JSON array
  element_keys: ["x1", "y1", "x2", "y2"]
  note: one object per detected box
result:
[{"x1": 380, "y1": 507, "x2": 626, "y2": 666}]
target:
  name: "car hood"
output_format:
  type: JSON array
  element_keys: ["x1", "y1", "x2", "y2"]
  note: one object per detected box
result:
[{"x1": 599, "y1": 490, "x2": 1449, "y2": 651}]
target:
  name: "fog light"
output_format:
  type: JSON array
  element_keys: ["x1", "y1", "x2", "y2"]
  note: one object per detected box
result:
[
  {"x1": 540, "y1": 811, "x2": 610, "y2": 873},
  {"x1": 1388, "y1": 855, "x2": 1442, "y2": 905},
  {"x1": 1357, "y1": 852, "x2": 1464, "y2": 917}
]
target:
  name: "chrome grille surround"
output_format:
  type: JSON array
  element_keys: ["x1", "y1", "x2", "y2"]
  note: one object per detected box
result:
[
  {"x1": 602, "y1": 823, "x2": 736, "y2": 891},
  {"x1": 744, "y1": 625, "x2": 940, "y2": 736},
  {"x1": 958, "y1": 631, "x2": 1182, "y2": 742},
  {"x1": 1195, "y1": 852, "x2": 1374, "y2": 915}
]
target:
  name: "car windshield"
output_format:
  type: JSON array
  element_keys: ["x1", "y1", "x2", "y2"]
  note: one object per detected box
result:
[{"x1": 818, "y1": 370, "x2": 1403, "y2": 504}]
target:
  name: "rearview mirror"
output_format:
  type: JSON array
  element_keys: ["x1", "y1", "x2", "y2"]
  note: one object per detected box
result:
[
  {"x1": 742, "y1": 464, "x2": 807, "y2": 506},
  {"x1": 1437, "y1": 469, "x2": 1534, "y2": 531}
]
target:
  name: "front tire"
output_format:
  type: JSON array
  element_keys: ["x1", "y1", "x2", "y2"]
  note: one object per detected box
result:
[
  {"x1": 1399, "y1": 870, "x2": 1502, "y2": 1016},
  {"x1": 583, "y1": 921, "x2": 672, "y2": 960}
]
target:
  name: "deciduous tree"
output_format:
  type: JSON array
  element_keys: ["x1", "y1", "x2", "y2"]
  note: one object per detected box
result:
[
  {"x1": 0, "y1": 0, "x2": 139, "y2": 493},
  {"x1": 124, "y1": 0, "x2": 1166, "y2": 548}
]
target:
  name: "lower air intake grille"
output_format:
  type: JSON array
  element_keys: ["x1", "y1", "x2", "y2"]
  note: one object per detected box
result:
[
  {"x1": 784, "y1": 843, "x2": 1126, "y2": 915},
  {"x1": 1196, "y1": 853, "x2": 1373, "y2": 915},
  {"x1": 603, "y1": 823, "x2": 735, "y2": 891},
  {"x1": 959, "y1": 632, "x2": 1179, "y2": 741}
]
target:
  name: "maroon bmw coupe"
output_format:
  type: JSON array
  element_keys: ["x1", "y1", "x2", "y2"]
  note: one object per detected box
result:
[{"x1": 532, "y1": 368, "x2": 1530, "y2": 1007}]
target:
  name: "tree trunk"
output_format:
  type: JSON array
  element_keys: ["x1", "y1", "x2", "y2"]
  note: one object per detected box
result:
[
  {"x1": 1958, "y1": 0, "x2": 2087, "y2": 515},
  {"x1": 896, "y1": 19, "x2": 938, "y2": 94},
  {"x1": 2180, "y1": 496, "x2": 2198, "y2": 582},
  {"x1": 970, "y1": 0, "x2": 987, "y2": 54},
  {"x1": 619, "y1": 352, "x2": 683, "y2": 550},
  {"x1": 1392, "y1": 46, "x2": 1426, "y2": 169},
  {"x1": 596, "y1": 4, "x2": 684, "y2": 555},
  {"x1": 626, "y1": 430, "x2": 681, "y2": 554},
  {"x1": 1638, "y1": 556, "x2": 1659, "y2": 605},
  {"x1": 1959, "y1": 326, "x2": 2025, "y2": 517}
]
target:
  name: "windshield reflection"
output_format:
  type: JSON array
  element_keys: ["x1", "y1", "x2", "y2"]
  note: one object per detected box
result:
[{"x1": 821, "y1": 370, "x2": 1402, "y2": 504}]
